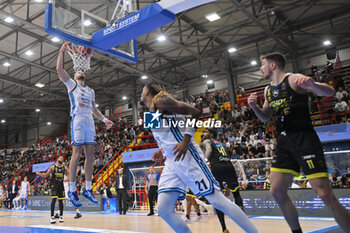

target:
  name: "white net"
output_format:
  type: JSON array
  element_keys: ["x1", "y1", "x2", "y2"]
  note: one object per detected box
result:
[
  {"x1": 64, "y1": 42, "x2": 92, "y2": 73},
  {"x1": 129, "y1": 166, "x2": 164, "y2": 210}
]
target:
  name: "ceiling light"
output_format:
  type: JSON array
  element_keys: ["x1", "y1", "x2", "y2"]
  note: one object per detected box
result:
[
  {"x1": 83, "y1": 20, "x2": 92, "y2": 26},
  {"x1": 35, "y1": 83, "x2": 45, "y2": 88},
  {"x1": 1, "y1": 120, "x2": 5, "y2": 123},
  {"x1": 157, "y1": 35, "x2": 166, "y2": 42},
  {"x1": 35, "y1": 0, "x2": 44, "y2": 2},
  {"x1": 323, "y1": 40, "x2": 332, "y2": 46},
  {"x1": 4, "y1": 16, "x2": 14, "y2": 23},
  {"x1": 122, "y1": 96, "x2": 127, "y2": 100},
  {"x1": 141, "y1": 75, "x2": 148, "y2": 80},
  {"x1": 51, "y1": 37, "x2": 60, "y2": 43},
  {"x1": 40, "y1": 93, "x2": 44, "y2": 96},
  {"x1": 47, "y1": 122, "x2": 51, "y2": 125},
  {"x1": 95, "y1": 104, "x2": 99, "y2": 107},
  {"x1": 206, "y1": 13, "x2": 220, "y2": 22},
  {"x1": 251, "y1": 60, "x2": 257, "y2": 66},
  {"x1": 3, "y1": 62, "x2": 10, "y2": 67},
  {"x1": 202, "y1": 75, "x2": 208, "y2": 78},
  {"x1": 35, "y1": 108, "x2": 40, "y2": 112},
  {"x1": 228, "y1": 47, "x2": 237, "y2": 53},
  {"x1": 207, "y1": 80, "x2": 213, "y2": 84},
  {"x1": 25, "y1": 50, "x2": 34, "y2": 56},
  {"x1": 0, "y1": 99, "x2": 3, "y2": 103}
]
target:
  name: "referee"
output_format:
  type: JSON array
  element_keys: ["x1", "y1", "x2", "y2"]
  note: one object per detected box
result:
[
  {"x1": 144, "y1": 166, "x2": 159, "y2": 216},
  {"x1": 202, "y1": 129, "x2": 244, "y2": 233}
]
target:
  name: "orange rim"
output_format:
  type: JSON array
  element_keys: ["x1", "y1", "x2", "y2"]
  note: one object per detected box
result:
[{"x1": 64, "y1": 41, "x2": 78, "y2": 53}]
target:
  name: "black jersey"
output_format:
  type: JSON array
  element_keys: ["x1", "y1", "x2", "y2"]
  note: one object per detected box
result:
[
  {"x1": 51, "y1": 165, "x2": 65, "y2": 185},
  {"x1": 208, "y1": 139, "x2": 231, "y2": 165},
  {"x1": 266, "y1": 73, "x2": 313, "y2": 133}
]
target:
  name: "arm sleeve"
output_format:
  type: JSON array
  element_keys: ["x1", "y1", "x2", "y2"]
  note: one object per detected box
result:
[{"x1": 64, "y1": 79, "x2": 77, "y2": 92}]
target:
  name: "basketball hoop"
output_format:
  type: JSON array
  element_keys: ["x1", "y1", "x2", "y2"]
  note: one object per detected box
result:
[{"x1": 64, "y1": 41, "x2": 93, "y2": 73}]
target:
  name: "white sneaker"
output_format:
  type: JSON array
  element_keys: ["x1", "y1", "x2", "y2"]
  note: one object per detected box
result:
[
  {"x1": 59, "y1": 216, "x2": 64, "y2": 223},
  {"x1": 182, "y1": 216, "x2": 191, "y2": 224},
  {"x1": 50, "y1": 217, "x2": 56, "y2": 224},
  {"x1": 192, "y1": 214, "x2": 203, "y2": 222}
]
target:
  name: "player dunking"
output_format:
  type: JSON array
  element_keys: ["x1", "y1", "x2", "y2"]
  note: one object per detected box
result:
[
  {"x1": 36, "y1": 156, "x2": 67, "y2": 224},
  {"x1": 248, "y1": 52, "x2": 350, "y2": 233},
  {"x1": 202, "y1": 128, "x2": 244, "y2": 233},
  {"x1": 141, "y1": 82, "x2": 259, "y2": 233},
  {"x1": 56, "y1": 43, "x2": 113, "y2": 208}
]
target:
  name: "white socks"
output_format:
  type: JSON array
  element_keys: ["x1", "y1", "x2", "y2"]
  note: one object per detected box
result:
[{"x1": 69, "y1": 182, "x2": 77, "y2": 192}]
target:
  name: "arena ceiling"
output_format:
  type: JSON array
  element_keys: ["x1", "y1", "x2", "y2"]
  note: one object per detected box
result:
[{"x1": 0, "y1": 0, "x2": 350, "y2": 131}]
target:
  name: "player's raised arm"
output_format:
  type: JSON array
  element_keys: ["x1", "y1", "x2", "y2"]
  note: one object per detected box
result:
[
  {"x1": 35, "y1": 166, "x2": 54, "y2": 179},
  {"x1": 202, "y1": 139, "x2": 212, "y2": 160},
  {"x1": 290, "y1": 73, "x2": 335, "y2": 97},
  {"x1": 248, "y1": 87, "x2": 273, "y2": 123},
  {"x1": 155, "y1": 96, "x2": 201, "y2": 120},
  {"x1": 56, "y1": 43, "x2": 71, "y2": 83}
]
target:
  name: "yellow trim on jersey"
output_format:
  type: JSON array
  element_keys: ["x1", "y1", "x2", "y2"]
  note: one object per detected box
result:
[
  {"x1": 186, "y1": 194, "x2": 196, "y2": 198},
  {"x1": 270, "y1": 73, "x2": 290, "y2": 86},
  {"x1": 271, "y1": 167, "x2": 299, "y2": 176},
  {"x1": 229, "y1": 186, "x2": 240, "y2": 193},
  {"x1": 306, "y1": 172, "x2": 329, "y2": 180},
  {"x1": 52, "y1": 196, "x2": 58, "y2": 199},
  {"x1": 58, "y1": 197, "x2": 65, "y2": 200}
]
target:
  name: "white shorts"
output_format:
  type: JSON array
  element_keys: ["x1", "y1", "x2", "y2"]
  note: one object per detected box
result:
[
  {"x1": 158, "y1": 142, "x2": 220, "y2": 200},
  {"x1": 71, "y1": 115, "x2": 96, "y2": 146},
  {"x1": 19, "y1": 192, "x2": 27, "y2": 199}
]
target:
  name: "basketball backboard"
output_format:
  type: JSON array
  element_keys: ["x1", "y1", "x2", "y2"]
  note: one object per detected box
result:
[{"x1": 45, "y1": 0, "x2": 138, "y2": 63}]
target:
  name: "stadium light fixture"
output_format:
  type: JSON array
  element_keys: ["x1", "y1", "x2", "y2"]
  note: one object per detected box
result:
[
  {"x1": 157, "y1": 35, "x2": 166, "y2": 42},
  {"x1": 35, "y1": 108, "x2": 40, "y2": 112},
  {"x1": 207, "y1": 80, "x2": 213, "y2": 84},
  {"x1": 83, "y1": 20, "x2": 92, "y2": 26},
  {"x1": 251, "y1": 60, "x2": 257, "y2": 66},
  {"x1": 25, "y1": 50, "x2": 34, "y2": 56},
  {"x1": 4, "y1": 16, "x2": 14, "y2": 23},
  {"x1": 35, "y1": 83, "x2": 45, "y2": 88},
  {"x1": 95, "y1": 104, "x2": 99, "y2": 107},
  {"x1": 122, "y1": 96, "x2": 127, "y2": 100},
  {"x1": 323, "y1": 40, "x2": 332, "y2": 46},
  {"x1": 202, "y1": 75, "x2": 208, "y2": 78},
  {"x1": 1, "y1": 120, "x2": 5, "y2": 123},
  {"x1": 228, "y1": 47, "x2": 237, "y2": 53},
  {"x1": 141, "y1": 75, "x2": 148, "y2": 80},
  {"x1": 47, "y1": 122, "x2": 51, "y2": 125},
  {"x1": 51, "y1": 37, "x2": 60, "y2": 43},
  {"x1": 3, "y1": 62, "x2": 10, "y2": 67},
  {"x1": 0, "y1": 99, "x2": 3, "y2": 103},
  {"x1": 206, "y1": 13, "x2": 220, "y2": 22}
]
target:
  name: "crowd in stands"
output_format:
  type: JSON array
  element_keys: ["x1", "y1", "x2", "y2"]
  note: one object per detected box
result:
[{"x1": 1, "y1": 61, "x2": 350, "y2": 206}]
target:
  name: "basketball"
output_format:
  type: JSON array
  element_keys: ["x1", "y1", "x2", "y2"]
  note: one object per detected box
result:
[{"x1": 78, "y1": 46, "x2": 92, "y2": 57}]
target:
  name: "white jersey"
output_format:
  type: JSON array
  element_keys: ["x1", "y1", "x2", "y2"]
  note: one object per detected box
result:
[
  {"x1": 151, "y1": 115, "x2": 220, "y2": 197},
  {"x1": 20, "y1": 181, "x2": 29, "y2": 193},
  {"x1": 64, "y1": 79, "x2": 95, "y2": 117}
]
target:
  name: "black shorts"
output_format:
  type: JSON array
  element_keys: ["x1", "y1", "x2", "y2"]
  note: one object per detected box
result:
[
  {"x1": 211, "y1": 162, "x2": 240, "y2": 192},
  {"x1": 51, "y1": 182, "x2": 65, "y2": 200},
  {"x1": 272, "y1": 130, "x2": 328, "y2": 179}
]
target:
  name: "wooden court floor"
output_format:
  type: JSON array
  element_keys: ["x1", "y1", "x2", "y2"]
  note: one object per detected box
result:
[{"x1": 0, "y1": 210, "x2": 341, "y2": 233}]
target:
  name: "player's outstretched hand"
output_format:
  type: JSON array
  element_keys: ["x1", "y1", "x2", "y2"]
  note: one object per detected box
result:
[
  {"x1": 152, "y1": 150, "x2": 163, "y2": 163},
  {"x1": 173, "y1": 140, "x2": 189, "y2": 161},
  {"x1": 294, "y1": 75, "x2": 315, "y2": 89},
  {"x1": 247, "y1": 92, "x2": 258, "y2": 108},
  {"x1": 105, "y1": 119, "x2": 114, "y2": 129},
  {"x1": 35, "y1": 170, "x2": 40, "y2": 175}
]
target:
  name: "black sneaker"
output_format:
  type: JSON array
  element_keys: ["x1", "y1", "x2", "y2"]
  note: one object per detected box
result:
[
  {"x1": 147, "y1": 212, "x2": 155, "y2": 216},
  {"x1": 54, "y1": 213, "x2": 59, "y2": 219},
  {"x1": 74, "y1": 213, "x2": 82, "y2": 219},
  {"x1": 122, "y1": 211, "x2": 126, "y2": 215}
]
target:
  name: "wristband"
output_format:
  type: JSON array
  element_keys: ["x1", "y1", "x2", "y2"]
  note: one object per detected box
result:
[
  {"x1": 102, "y1": 118, "x2": 108, "y2": 123},
  {"x1": 184, "y1": 127, "x2": 196, "y2": 137}
]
